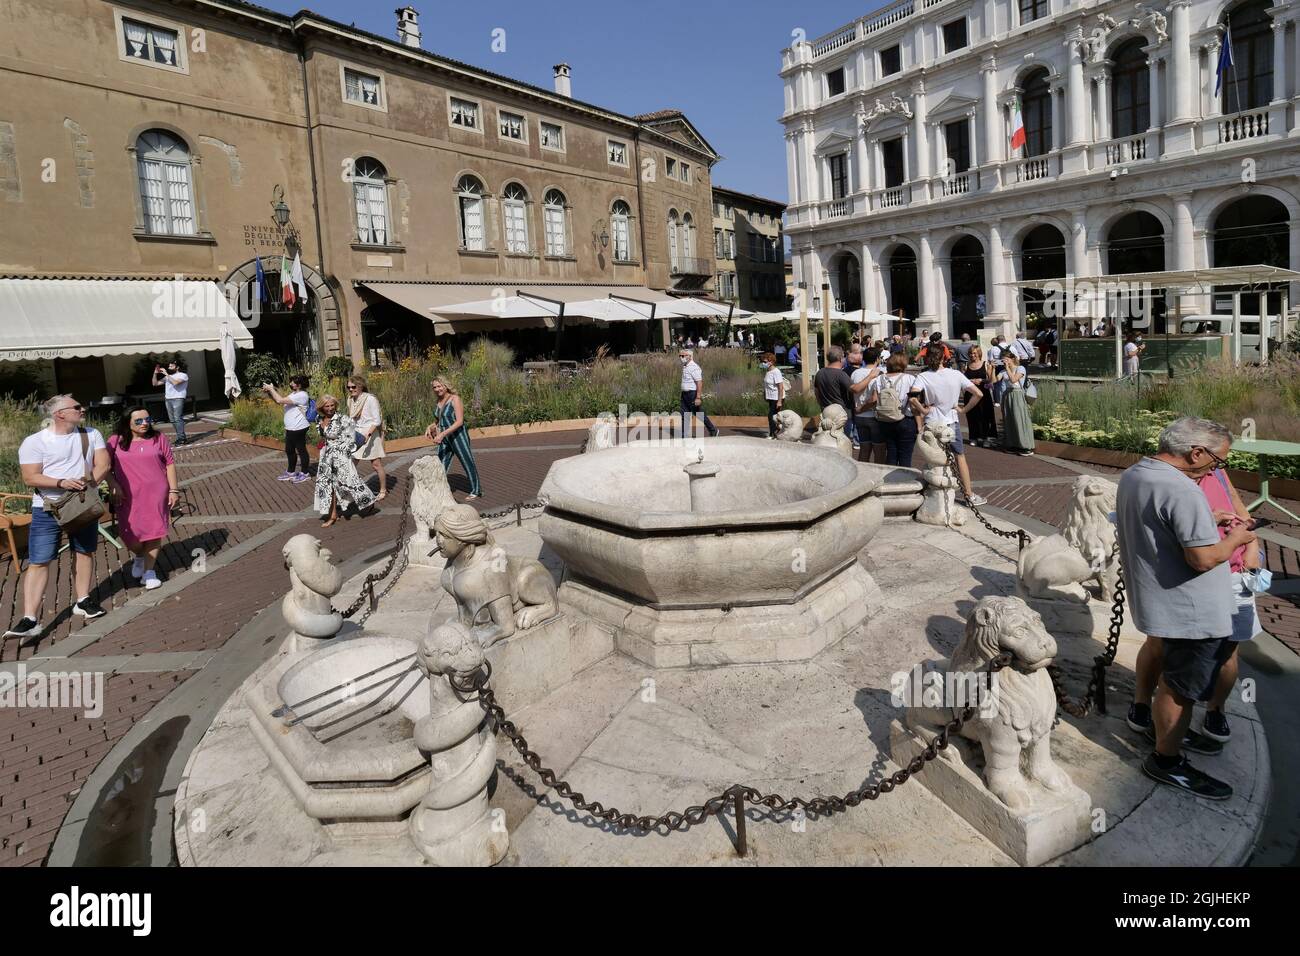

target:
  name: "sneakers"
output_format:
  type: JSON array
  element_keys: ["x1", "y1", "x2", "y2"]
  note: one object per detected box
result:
[
  {"x1": 276, "y1": 471, "x2": 296, "y2": 481},
  {"x1": 1127, "y1": 702, "x2": 1152, "y2": 733},
  {"x1": 142, "y1": 570, "x2": 162, "y2": 591},
  {"x1": 966, "y1": 493, "x2": 988, "y2": 507},
  {"x1": 1140, "y1": 715, "x2": 1225, "y2": 755},
  {"x1": 291, "y1": 472, "x2": 311, "y2": 483},
  {"x1": 1142, "y1": 753, "x2": 1233, "y2": 800},
  {"x1": 130, "y1": 556, "x2": 145, "y2": 579},
  {"x1": 1202, "y1": 709, "x2": 1231, "y2": 743},
  {"x1": 3, "y1": 617, "x2": 43, "y2": 645},
  {"x1": 73, "y1": 597, "x2": 106, "y2": 620}
]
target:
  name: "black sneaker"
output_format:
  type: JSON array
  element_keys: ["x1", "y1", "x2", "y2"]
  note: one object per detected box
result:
[
  {"x1": 1144, "y1": 722, "x2": 1224, "y2": 756},
  {"x1": 73, "y1": 597, "x2": 106, "y2": 620},
  {"x1": 1202, "y1": 710, "x2": 1231, "y2": 743},
  {"x1": 1142, "y1": 753, "x2": 1233, "y2": 800},
  {"x1": 1126, "y1": 702, "x2": 1152, "y2": 733},
  {"x1": 3, "y1": 617, "x2": 43, "y2": 645}
]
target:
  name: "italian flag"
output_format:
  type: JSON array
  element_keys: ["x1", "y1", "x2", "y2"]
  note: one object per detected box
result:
[
  {"x1": 280, "y1": 255, "x2": 296, "y2": 308},
  {"x1": 1009, "y1": 99, "x2": 1026, "y2": 153}
]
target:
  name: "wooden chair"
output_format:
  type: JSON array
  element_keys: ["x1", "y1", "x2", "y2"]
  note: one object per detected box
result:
[{"x1": 0, "y1": 492, "x2": 32, "y2": 568}]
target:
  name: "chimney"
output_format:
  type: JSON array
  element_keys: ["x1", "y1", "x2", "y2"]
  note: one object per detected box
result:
[
  {"x1": 553, "y1": 63, "x2": 571, "y2": 97},
  {"x1": 396, "y1": 6, "x2": 421, "y2": 48}
]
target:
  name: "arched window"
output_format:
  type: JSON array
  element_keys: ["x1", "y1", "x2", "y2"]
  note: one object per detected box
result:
[
  {"x1": 543, "y1": 188, "x2": 567, "y2": 256},
  {"x1": 136, "y1": 130, "x2": 195, "y2": 235},
  {"x1": 1021, "y1": 69, "x2": 1052, "y2": 157},
  {"x1": 1110, "y1": 39, "x2": 1150, "y2": 138},
  {"x1": 502, "y1": 182, "x2": 529, "y2": 254},
  {"x1": 1223, "y1": 1, "x2": 1273, "y2": 111},
  {"x1": 352, "y1": 157, "x2": 388, "y2": 245},
  {"x1": 611, "y1": 200, "x2": 632, "y2": 260},
  {"x1": 456, "y1": 175, "x2": 485, "y2": 250},
  {"x1": 682, "y1": 213, "x2": 695, "y2": 259},
  {"x1": 667, "y1": 209, "x2": 680, "y2": 268}
]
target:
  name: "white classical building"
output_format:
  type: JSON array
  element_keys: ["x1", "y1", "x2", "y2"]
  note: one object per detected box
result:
[{"x1": 782, "y1": 0, "x2": 1300, "y2": 339}]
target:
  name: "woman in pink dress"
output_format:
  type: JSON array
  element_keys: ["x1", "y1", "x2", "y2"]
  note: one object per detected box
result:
[{"x1": 107, "y1": 406, "x2": 178, "y2": 591}]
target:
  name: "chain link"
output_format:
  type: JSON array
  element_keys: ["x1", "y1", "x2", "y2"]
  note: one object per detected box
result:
[
  {"x1": 338, "y1": 473, "x2": 415, "y2": 625},
  {"x1": 449, "y1": 654, "x2": 1012, "y2": 834},
  {"x1": 942, "y1": 443, "x2": 1029, "y2": 552}
]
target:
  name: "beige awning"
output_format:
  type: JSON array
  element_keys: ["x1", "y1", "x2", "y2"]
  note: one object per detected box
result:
[
  {"x1": 0, "y1": 277, "x2": 252, "y2": 361},
  {"x1": 358, "y1": 281, "x2": 671, "y2": 334},
  {"x1": 998, "y1": 265, "x2": 1300, "y2": 291}
]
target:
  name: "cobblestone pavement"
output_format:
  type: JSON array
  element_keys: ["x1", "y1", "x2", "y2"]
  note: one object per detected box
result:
[{"x1": 1, "y1": 422, "x2": 1297, "y2": 865}]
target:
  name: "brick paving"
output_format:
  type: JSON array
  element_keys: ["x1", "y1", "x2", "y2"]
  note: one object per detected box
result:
[{"x1": 1, "y1": 419, "x2": 1298, "y2": 865}]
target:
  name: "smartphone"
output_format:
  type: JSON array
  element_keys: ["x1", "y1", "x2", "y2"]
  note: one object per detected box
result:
[{"x1": 1249, "y1": 518, "x2": 1271, "y2": 530}]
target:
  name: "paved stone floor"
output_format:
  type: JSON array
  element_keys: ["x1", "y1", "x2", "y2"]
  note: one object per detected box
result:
[{"x1": 2, "y1": 420, "x2": 1298, "y2": 865}]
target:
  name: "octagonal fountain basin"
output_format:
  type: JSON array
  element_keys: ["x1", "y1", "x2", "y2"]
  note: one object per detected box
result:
[
  {"x1": 246, "y1": 636, "x2": 431, "y2": 823},
  {"x1": 538, "y1": 438, "x2": 885, "y2": 667}
]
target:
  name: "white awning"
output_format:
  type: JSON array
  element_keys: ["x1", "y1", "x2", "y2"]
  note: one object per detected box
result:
[
  {"x1": 997, "y1": 265, "x2": 1300, "y2": 291},
  {"x1": 0, "y1": 278, "x2": 252, "y2": 361}
]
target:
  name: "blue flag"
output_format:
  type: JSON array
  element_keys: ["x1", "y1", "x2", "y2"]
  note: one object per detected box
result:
[
  {"x1": 1215, "y1": 25, "x2": 1234, "y2": 97},
  {"x1": 253, "y1": 255, "x2": 269, "y2": 303}
]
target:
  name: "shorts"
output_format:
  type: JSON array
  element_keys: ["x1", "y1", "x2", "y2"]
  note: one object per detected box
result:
[
  {"x1": 1228, "y1": 571, "x2": 1261, "y2": 642},
  {"x1": 1160, "y1": 636, "x2": 1235, "y2": 702},
  {"x1": 28, "y1": 506, "x2": 99, "y2": 565},
  {"x1": 854, "y1": 416, "x2": 883, "y2": 445},
  {"x1": 947, "y1": 426, "x2": 965, "y2": 455}
]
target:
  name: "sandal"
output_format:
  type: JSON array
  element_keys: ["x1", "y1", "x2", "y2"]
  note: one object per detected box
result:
[{"x1": 321, "y1": 516, "x2": 338, "y2": 528}]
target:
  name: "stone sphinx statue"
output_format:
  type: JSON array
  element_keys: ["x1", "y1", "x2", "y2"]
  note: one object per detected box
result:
[
  {"x1": 810, "y1": 405, "x2": 854, "y2": 458},
  {"x1": 905, "y1": 595, "x2": 1076, "y2": 811},
  {"x1": 913, "y1": 422, "x2": 965, "y2": 527},
  {"x1": 1017, "y1": 475, "x2": 1118, "y2": 603},
  {"x1": 281, "y1": 534, "x2": 343, "y2": 646},
  {"x1": 408, "y1": 455, "x2": 457, "y2": 568},
  {"x1": 434, "y1": 503, "x2": 559, "y2": 648},
  {"x1": 773, "y1": 408, "x2": 804, "y2": 441},
  {"x1": 408, "y1": 619, "x2": 508, "y2": 866}
]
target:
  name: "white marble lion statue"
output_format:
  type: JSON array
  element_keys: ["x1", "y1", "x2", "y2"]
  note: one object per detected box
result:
[
  {"x1": 906, "y1": 595, "x2": 1073, "y2": 810},
  {"x1": 1017, "y1": 475, "x2": 1118, "y2": 603},
  {"x1": 773, "y1": 408, "x2": 804, "y2": 442},
  {"x1": 913, "y1": 422, "x2": 965, "y2": 527},
  {"x1": 810, "y1": 404, "x2": 854, "y2": 457},
  {"x1": 584, "y1": 417, "x2": 616, "y2": 453},
  {"x1": 408, "y1": 455, "x2": 457, "y2": 565}
]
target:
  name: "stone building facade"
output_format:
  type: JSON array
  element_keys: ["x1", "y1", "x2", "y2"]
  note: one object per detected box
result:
[
  {"x1": 711, "y1": 186, "x2": 788, "y2": 312},
  {"x1": 0, "y1": 0, "x2": 719, "y2": 389},
  {"x1": 782, "y1": 0, "x2": 1300, "y2": 339}
]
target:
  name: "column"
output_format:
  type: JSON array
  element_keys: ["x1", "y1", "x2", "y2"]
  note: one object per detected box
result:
[
  {"x1": 855, "y1": 112, "x2": 870, "y2": 198},
  {"x1": 1148, "y1": 54, "x2": 1163, "y2": 127},
  {"x1": 935, "y1": 256, "x2": 953, "y2": 337},
  {"x1": 918, "y1": 231, "x2": 937, "y2": 323},
  {"x1": 1070, "y1": 210, "x2": 1094, "y2": 330},
  {"x1": 1096, "y1": 69, "x2": 1111, "y2": 142},
  {"x1": 981, "y1": 57, "x2": 1003, "y2": 169},
  {"x1": 1272, "y1": 20, "x2": 1287, "y2": 104},
  {"x1": 1050, "y1": 85, "x2": 1064, "y2": 151},
  {"x1": 987, "y1": 220, "x2": 1007, "y2": 323},
  {"x1": 983, "y1": 0, "x2": 997, "y2": 39},
  {"x1": 861, "y1": 242, "x2": 879, "y2": 314},
  {"x1": 968, "y1": 111, "x2": 980, "y2": 170},
  {"x1": 1289, "y1": 221, "x2": 1300, "y2": 322},
  {"x1": 1167, "y1": 0, "x2": 1196, "y2": 153},
  {"x1": 911, "y1": 80, "x2": 930, "y2": 202},
  {"x1": 785, "y1": 132, "x2": 800, "y2": 205},
  {"x1": 870, "y1": 137, "x2": 881, "y2": 198},
  {"x1": 1172, "y1": 192, "x2": 1195, "y2": 316},
  {"x1": 1063, "y1": 32, "x2": 1089, "y2": 173},
  {"x1": 802, "y1": 127, "x2": 819, "y2": 203}
]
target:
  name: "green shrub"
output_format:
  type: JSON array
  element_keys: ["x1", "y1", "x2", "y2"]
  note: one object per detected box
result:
[
  {"x1": 323, "y1": 356, "x2": 354, "y2": 380},
  {"x1": 0, "y1": 396, "x2": 45, "y2": 496},
  {"x1": 242, "y1": 353, "x2": 287, "y2": 392}
]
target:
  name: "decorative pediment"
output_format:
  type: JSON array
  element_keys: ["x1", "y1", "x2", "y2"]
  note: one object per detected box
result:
[
  {"x1": 1081, "y1": 5, "x2": 1169, "y2": 63},
  {"x1": 858, "y1": 93, "x2": 913, "y2": 130},
  {"x1": 814, "y1": 128, "x2": 857, "y2": 153},
  {"x1": 927, "y1": 92, "x2": 979, "y2": 121}
]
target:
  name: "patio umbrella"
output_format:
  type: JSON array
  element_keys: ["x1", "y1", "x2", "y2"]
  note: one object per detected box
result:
[
  {"x1": 430, "y1": 294, "x2": 565, "y2": 320},
  {"x1": 219, "y1": 320, "x2": 241, "y2": 400}
]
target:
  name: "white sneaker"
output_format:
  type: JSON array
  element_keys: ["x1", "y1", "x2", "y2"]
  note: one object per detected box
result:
[
  {"x1": 142, "y1": 570, "x2": 162, "y2": 590},
  {"x1": 130, "y1": 556, "x2": 144, "y2": 579},
  {"x1": 967, "y1": 494, "x2": 988, "y2": 507}
]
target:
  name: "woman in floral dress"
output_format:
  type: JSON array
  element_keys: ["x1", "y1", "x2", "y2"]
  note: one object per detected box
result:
[{"x1": 313, "y1": 394, "x2": 376, "y2": 527}]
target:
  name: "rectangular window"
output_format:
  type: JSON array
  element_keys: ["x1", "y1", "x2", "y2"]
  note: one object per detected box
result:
[
  {"x1": 942, "y1": 19, "x2": 968, "y2": 53},
  {"x1": 608, "y1": 139, "x2": 628, "y2": 166},
  {"x1": 343, "y1": 68, "x2": 383, "y2": 107},
  {"x1": 944, "y1": 120, "x2": 971, "y2": 174},
  {"x1": 826, "y1": 67, "x2": 846, "y2": 97},
  {"x1": 728, "y1": 231, "x2": 736, "y2": 258},
  {"x1": 504, "y1": 203, "x2": 528, "y2": 253},
  {"x1": 880, "y1": 45, "x2": 901, "y2": 77},
  {"x1": 138, "y1": 158, "x2": 195, "y2": 235},
  {"x1": 681, "y1": 162, "x2": 690, "y2": 183},
  {"x1": 882, "y1": 137, "x2": 905, "y2": 188},
  {"x1": 544, "y1": 205, "x2": 565, "y2": 256},
  {"x1": 1018, "y1": 0, "x2": 1049, "y2": 25},
  {"x1": 121, "y1": 17, "x2": 181, "y2": 68},
  {"x1": 460, "y1": 196, "x2": 484, "y2": 250},
  {"x1": 714, "y1": 228, "x2": 723, "y2": 258},
  {"x1": 499, "y1": 110, "x2": 526, "y2": 140},
  {"x1": 666, "y1": 157, "x2": 677, "y2": 178},
  {"x1": 613, "y1": 215, "x2": 631, "y2": 260},
  {"x1": 828, "y1": 152, "x2": 849, "y2": 199},
  {"x1": 540, "y1": 121, "x2": 565, "y2": 150},
  {"x1": 750, "y1": 233, "x2": 760, "y2": 259},
  {"x1": 450, "y1": 97, "x2": 479, "y2": 130},
  {"x1": 354, "y1": 181, "x2": 387, "y2": 245}
]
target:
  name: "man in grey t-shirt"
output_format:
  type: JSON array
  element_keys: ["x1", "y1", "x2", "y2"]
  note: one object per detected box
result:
[{"x1": 1117, "y1": 417, "x2": 1255, "y2": 800}]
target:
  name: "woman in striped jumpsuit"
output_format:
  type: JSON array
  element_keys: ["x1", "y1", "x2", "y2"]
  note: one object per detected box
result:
[{"x1": 424, "y1": 377, "x2": 481, "y2": 499}]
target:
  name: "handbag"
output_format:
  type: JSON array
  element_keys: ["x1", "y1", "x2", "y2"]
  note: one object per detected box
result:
[
  {"x1": 1024, "y1": 373, "x2": 1038, "y2": 403},
  {"x1": 354, "y1": 431, "x2": 367, "y2": 449},
  {"x1": 44, "y1": 428, "x2": 105, "y2": 532}
]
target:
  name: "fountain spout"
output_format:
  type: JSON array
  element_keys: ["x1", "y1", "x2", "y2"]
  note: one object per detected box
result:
[{"x1": 683, "y1": 458, "x2": 721, "y2": 512}]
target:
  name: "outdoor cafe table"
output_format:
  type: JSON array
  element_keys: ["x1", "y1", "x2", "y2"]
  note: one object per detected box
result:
[{"x1": 1231, "y1": 438, "x2": 1300, "y2": 524}]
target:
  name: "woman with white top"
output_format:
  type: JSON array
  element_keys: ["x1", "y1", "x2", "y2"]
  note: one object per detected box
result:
[
  {"x1": 346, "y1": 375, "x2": 387, "y2": 502},
  {"x1": 999, "y1": 353, "x2": 1035, "y2": 456},
  {"x1": 866, "y1": 352, "x2": 923, "y2": 467},
  {"x1": 263, "y1": 375, "x2": 312, "y2": 482},
  {"x1": 761, "y1": 352, "x2": 785, "y2": 439}
]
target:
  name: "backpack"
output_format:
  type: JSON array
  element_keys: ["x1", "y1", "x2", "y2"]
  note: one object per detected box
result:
[
  {"x1": 304, "y1": 397, "x2": 318, "y2": 424},
  {"x1": 875, "y1": 376, "x2": 905, "y2": 422}
]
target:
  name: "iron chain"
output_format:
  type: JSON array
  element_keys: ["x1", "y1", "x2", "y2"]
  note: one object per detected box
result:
[
  {"x1": 942, "y1": 443, "x2": 1029, "y2": 551},
  {"x1": 339, "y1": 472, "x2": 415, "y2": 624}
]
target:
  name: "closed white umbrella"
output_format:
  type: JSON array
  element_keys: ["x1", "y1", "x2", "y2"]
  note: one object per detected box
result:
[{"x1": 219, "y1": 320, "x2": 241, "y2": 400}]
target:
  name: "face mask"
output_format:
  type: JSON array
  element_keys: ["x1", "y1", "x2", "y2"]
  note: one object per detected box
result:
[
  {"x1": 681, "y1": 357, "x2": 689, "y2": 365},
  {"x1": 1244, "y1": 568, "x2": 1272, "y2": 593}
]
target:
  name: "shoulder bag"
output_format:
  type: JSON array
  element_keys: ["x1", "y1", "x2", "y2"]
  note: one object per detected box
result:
[{"x1": 44, "y1": 427, "x2": 105, "y2": 532}]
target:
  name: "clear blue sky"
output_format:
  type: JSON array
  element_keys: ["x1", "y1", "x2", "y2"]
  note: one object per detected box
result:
[{"x1": 262, "y1": 0, "x2": 873, "y2": 203}]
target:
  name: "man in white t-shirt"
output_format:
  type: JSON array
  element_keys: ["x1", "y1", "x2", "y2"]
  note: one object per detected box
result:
[
  {"x1": 4, "y1": 395, "x2": 112, "y2": 644},
  {"x1": 849, "y1": 346, "x2": 885, "y2": 462},
  {"x1": 153, "y1": 357, "x2": 191, "y2": 445},
  {"x1": 679, "y1": 349, "x2": 719, "y2": 438},
  {"x1": 914, "y1": 348, "x2": 987, "y2": 507}
]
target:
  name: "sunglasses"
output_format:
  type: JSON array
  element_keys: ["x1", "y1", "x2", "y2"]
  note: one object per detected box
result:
[
  {"x1": 1197, "y1": 446, "x2": 1229, "y2": 470},
  {"x1": 58, "y1": 404, "x2": 85, "y2": 413},
  {"x1": 132, "y1": 417, "x2": 152, "y2": 425},
  {"x1": 346, "y1": 385, "x2": 359, "y2": 390}
]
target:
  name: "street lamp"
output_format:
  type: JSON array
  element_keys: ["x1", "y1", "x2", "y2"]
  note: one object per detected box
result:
[{"x1": 271, "y1": 184, "x2": 291, "y2": 227}]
